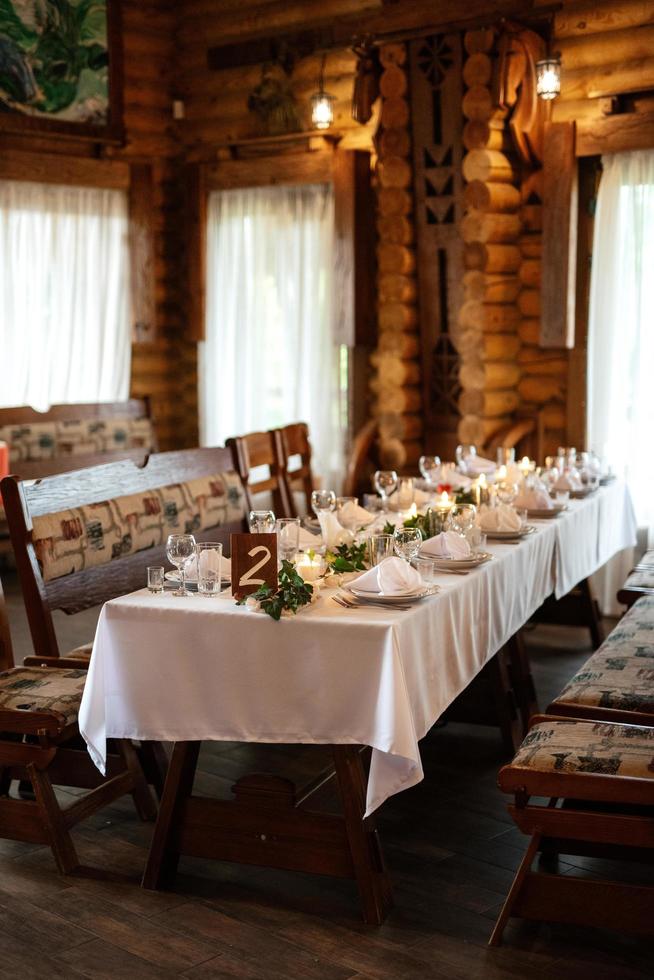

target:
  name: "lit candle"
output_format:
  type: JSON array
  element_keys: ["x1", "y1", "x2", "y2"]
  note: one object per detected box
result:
[
  {"x1": 474, "y1": 473, "x2": 488, "y2": 508},
  {"x1": 497, "y1": 464, "x2": 507, "y2": 482},
  {"x1": 295, "y1": 553, "x2": 324, "y2": 583},
  {"x1": 519, "y1": 455, "x2": 531, "y2": 477},
  {"x1": 437, "y1": 490, "x2": 454, "y2": 512}
]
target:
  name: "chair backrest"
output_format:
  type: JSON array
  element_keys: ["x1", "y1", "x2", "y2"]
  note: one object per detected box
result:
[
  {"x1": 1, "y1": 447, "x2": 247, "y2": 660},
  {"x1": 483, "y1": 411, "x2": 544, "y2": 463},
  {"x1": 0, "y1": 575, "x2": 14, "y2": 671},
  {"x1": 226, "y1": 431, "x2": 293, "y2": 518},
  {"x1": 276, "y1": 423, "x2": 315, "y2": 516},
  {"x1": 342, "y1": 419, "x2": 380, "y2": 499},
  {"x1": 0, "y1": 399, "x2": 157, "y2": 481}
]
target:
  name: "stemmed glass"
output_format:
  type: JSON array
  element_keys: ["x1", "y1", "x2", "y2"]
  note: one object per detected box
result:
[
  {"x1": 496, "y1": 481, "x2": 519, "y2": 506},
  {"x1": 311, "y1": 490, "x2": 336, "y2": 516},
  {"x1": 249, "y1": 510, "x2": 275, "y2": 533},
  {"x1": 419, "y1": 455, "x2": 441, "y2": 484},
  {"x1": 166, "y1": 533, "x2": 196, "y2": 597},
  {"x1": 393, "y1": 527, "x2": 423, "y2": 562},
  {"x1": 446, "y1": 504, "x2": 477, "y2": 537},
  {"x1": 336, "y1": 496, "x2": 359, "y2": 531},
  {"x1": 456, "y1": 444, "x2": 477, "y2": 474},
  {"x1": 373, "y1": 470, "x2": 398, "y2": 511}
]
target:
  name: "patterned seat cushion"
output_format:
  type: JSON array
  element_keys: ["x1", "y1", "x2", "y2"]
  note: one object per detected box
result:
[
  {"x1": 32, "y1": 471, "x2": 246, "y2": 582},
  {"x1": 504, "y1": 718, "x2": 654, "y2": 782},
  {"x1": 552, "y1": 595, "x2": 654, "y2": 715},
  {"x1": 0, "y1": 417, "x2": 155, "y2": 464},
  {"x1": 0, "y1": 666, "x2": 86, "y2": 731}
]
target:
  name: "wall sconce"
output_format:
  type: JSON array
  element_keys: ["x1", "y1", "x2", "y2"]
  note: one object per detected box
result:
[
  {"x1": 311, "y1": 54, "x2": 335, "y2": 129},
  {"x1": 535, "y1": 56, "x2": 561, "y2": 100}
]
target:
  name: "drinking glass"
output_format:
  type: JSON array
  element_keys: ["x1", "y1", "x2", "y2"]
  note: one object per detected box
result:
[
  {"x1": 456, "y1": 444, "x2": 477, "y2": 474},
  {"x1": 196, "y1": 542, "x2": 223, "y2": 597},
  {"x1": 496, "y1": 481, "x2": 519, "y2": 506},
  {"x1": 166, "y1": 533, "x2": 196, "y2": 597},
  {"x1": 336, "y1": 496, "x2": 359, "y2": 530},
  {"x1": 393, "y1": 526, "x2": 422, "y2": 562},
  {"x1": 396, "y1": 477, "x2": 415, "y2": 511},
  {"x1": 496, "y1": 447, "x2": 515, "y2": 466},
  {"x1": 147, "y1": 566, "x2": 164, "y2": 594},
  {"x1": 413, "y1": 557, "x2": 438, "y2": 586},
  {"x1": 362, "y1": 493, "x2": 382, "y2": 512},
  {"x1": 419, "y1": 455, "x2": 441, "y2": 484},
  {"x1": 373, "y1": 470, "x2": 398, "y2": 511},
  {"x1": 446, "y1": 504, "x2": 477, "y2": 536},
  {"x1": 367, "y1": 534, "x2": 393, "y2": 566},
  {"x1": 275, "y1": 517, "x2": 300, "y2": 562},
  {"x1": 311, "y1": 490, "x2": 336, "y2": 516},
  {"x1": 249, "y1": 509, "x2": 275, "y2": 534},
  {"x1": 515, "y1": 508, "x2": 528, "y2": 529}
]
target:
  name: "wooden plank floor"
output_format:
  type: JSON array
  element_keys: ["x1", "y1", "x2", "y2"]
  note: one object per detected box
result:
[{"x1": 2, "y1": 569, "x2": 652, "y2": 979}]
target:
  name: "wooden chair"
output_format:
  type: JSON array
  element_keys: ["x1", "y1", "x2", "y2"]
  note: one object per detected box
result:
[
  {"x1": 483, "y1": 410, "x2": 544, "y2": 464},
  {"x1": 547, "y1": 594, "x2": 654, "y2": 727},
  {"x1": 1, "y1": 447, "x2": 248, "y2": 670},
  {"x1": 0, "y1": 575, "x2": 13, "y2": 672},
  {"x1": 490, "y1": 715, "x2": 654, "y2": 945},
  {"x1": 275, "y1": 422, "x2": 315, "y2": 515},
  {"x1": 617, "y1": 549, "x2": 654, "y2": 609},
  {"x1": 342, "y1": 418, "x2": 380, "y2": 499},
  {"x1": 0, "y1": 663, "x2": 155, "y2": 872},
  {"x1": 226, "y1": 430, "x2": 293, "y2": 518}
]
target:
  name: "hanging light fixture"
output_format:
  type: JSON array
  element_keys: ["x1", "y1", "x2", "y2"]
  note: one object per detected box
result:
[
  {"x1": 311, "y1": 53, "x2": 335, "y2": 130},
  {"x1": 535, "y1": 54, "x2": 561, "y2": 100}
]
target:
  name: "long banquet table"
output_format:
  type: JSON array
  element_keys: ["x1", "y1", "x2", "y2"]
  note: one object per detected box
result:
[{"x1": 78, "y1": 480, "x2": 636, "y2": 919}]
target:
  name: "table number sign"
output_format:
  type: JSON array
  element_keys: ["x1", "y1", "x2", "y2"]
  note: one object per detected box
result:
[{"x1": 230, "y1": 533, "x2": 278, "y2": 598}]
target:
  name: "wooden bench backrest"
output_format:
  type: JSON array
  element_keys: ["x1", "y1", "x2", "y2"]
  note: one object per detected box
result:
[
  {"x1": 1, "y1": 447, "x2": 247, "y2": 660},
  {"x1": 0, "y1": 399, "x2": 157, "y2": 481},
  {"x1": 277, "y1": 422, "x2": 314, "y2": 514},
  {"x1": 226, "y1": 431, "x2": 292, "y2": 518},
  {"x1": 0, "y1": 576, "x2": 13, "y2": 671}
]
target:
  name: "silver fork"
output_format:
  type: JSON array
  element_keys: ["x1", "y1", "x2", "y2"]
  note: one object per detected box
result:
[{"x1": 332, "y1": 594, "x2": 411, "y2": 612}]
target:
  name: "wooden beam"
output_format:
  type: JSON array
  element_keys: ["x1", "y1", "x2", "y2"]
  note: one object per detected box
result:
[
  {"x1": 541, "y1": 121, "x2": 577, "y2": 349},
  {"x1": 555, "y1": 0, "x2": 654, "y2": 39},
  {"x1": 576, "y1": 109, "x2": 654, "y2": 156},
  {"x1": 0, "y1": 150, "x2": 129, "y2": 189},
  {"x1": 128, "y1": 164, "x2": 157, "y2": 344},
  {"x1": 204, "y1": 151, "x2": 334, "y2": 190},
  {"x1": 184, "y1": 163, "x2": 207, "y2": 343}
]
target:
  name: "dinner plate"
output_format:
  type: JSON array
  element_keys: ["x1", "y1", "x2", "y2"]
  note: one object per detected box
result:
[
  {"x1": 346, "y1": 584, "x2": 438, "y2": 604},
  {"x1": 485, "y1": 526, "x2": 536, "y2": 540},
  {"x1": 428, "y1": 551, "x2": 493, "y2": 570},
  {"x1": 527, "y1": 505, "x2": 567, "y2": 519}
]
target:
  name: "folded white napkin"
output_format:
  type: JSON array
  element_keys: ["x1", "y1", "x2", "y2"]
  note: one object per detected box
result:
[
  {"x1": 514, "y1": 487, "x2": 553, "y2": 510},
  {"x1": 429, "y1": 464, "x2": 472, "y2": 490},
  {"x1": 338, "y1": 500, "x2": 376, "y2": 527},
  {"x1": 183, "y1": 554, "x2": 231, "y2": 582},
  {"x1": 352, "y1": 556, "x2": 423, "y2": 595},
  {"x1": 476, "y1": 503, "x2": 522, "y2": 532},
  {"x1": 420, "y1": 531, "x2": 471, "y2": 559},
  {"x1": 554, "y1": 472, "x2": 583, "y2": 491},
  {"x1": 318, "y1": 511, "x2": 354, "y2": 549},
  {"x1": 466, "y1": 454, "x2": 496, "y2": 476}
]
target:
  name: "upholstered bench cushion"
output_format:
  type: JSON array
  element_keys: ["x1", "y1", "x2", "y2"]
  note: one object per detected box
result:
[
  {"x1": 32, "y1": 471, "x2": 246, "y2": 581},
  {"x1": 0, "y1": 666, "x2": 86, "y2": 731},
  {"x1": 499, "y1": 718, "x2": 654, "y2": 805},
  {"x1": 0, "y1": 417, "x2": 155, "y2": 464},
  {"x1": 552, "y1": 595, "x2": 654, "y2": 715}
]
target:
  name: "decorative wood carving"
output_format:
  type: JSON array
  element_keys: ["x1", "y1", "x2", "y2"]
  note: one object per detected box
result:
[{"x1": 409, "y1": 32, "x2": 464, "y2": 457}]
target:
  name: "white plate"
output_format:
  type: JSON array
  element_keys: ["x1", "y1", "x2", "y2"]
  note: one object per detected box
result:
[
  {"x1": 485, "y1": 526, "x2": 535, "y2": 540},
  {"x1": 429, "y1": 551, "x2": 493, "y2": 570},
  {"x1": 528, "y1": 505, "x2": 566, "y2": 519},
  {"x1": 346, "y1": 584, "x2": 438, "y2": 604}
]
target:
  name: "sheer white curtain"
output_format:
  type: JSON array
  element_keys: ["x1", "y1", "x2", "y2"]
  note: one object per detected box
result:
[
  {"x1": 588, "y1": 150, "x2": 654, "y2": 610},
  {"x1": 0, "y1": 179, "x2": 131, "y2": 410},
  {"x1": 199, "y1": 183, "x2": 341, "y2": 485}
]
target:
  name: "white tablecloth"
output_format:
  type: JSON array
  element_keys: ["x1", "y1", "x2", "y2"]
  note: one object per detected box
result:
[{"x1": 79, "y1": 483, "x2": 636, "y2": 817}]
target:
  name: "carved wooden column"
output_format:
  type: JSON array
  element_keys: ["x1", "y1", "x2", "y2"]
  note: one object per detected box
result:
[{"x1": 370, "y1": 43, "x2": 422, "y2": 470}]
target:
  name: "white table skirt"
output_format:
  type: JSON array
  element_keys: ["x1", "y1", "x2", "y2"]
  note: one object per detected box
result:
[{"x1": 79, "y1": 482, "x2": 636, "y2": 817}]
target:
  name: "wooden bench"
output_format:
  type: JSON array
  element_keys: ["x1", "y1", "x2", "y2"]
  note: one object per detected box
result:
[
  {"x1": 617, "y1": 549, "x2": 654, "y2": 609},
  {"x1": 490, "y1": 715, "x2": 654, "y2": 945},
  {"x1": 548, "y1": 594, "x2": 654, "y2": 727}
]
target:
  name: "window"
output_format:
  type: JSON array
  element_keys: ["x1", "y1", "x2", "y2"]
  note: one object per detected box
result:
[
  {"x1": 199, "y1": 182, "x2": 343, "y2": 485},
  {"x1": 0, "y1": 179, "x2": 131, "y2": 410},
  {"x1": 587, "y1": 149, "x2": 654, "y2": 542}
]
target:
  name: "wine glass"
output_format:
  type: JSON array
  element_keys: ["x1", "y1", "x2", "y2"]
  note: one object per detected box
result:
[
  {"x1": 373, "y1": 470, "x2": 398, "y2": 511},
  {"x1": 311, "y1": 490, "x2": 336, "y2": 516},
  {"x1": 419, "y1": 455, "x2": 441, "y2": 484},
  {"x1": 336, "y1": 496, "x2": 359, "y2": 531},
  {"x1": 496, "y1": 481, "x2": 519, "y2": 506},
  {"x1": 393, "y1": 526, "x2": 422, "y2": 562},
  {"x1": 166, "y1": 533, "x2": 196, "y2": 597},
  {"x1": 275, "y1": 518, "x2": 300, "y2": 563},
  {"x1": 456, "y1": 444, "x2": 476, "y2": 474},
  {"x1": 396, "y1": 477, "x2": 415, "y2": 511},
  {"x1": 249, "y1": 509, "x2": 275, "y2": 533},
  {"x1": 446, "y1": 504, "x2": 477, "y2": 537}
]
